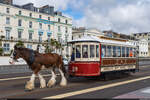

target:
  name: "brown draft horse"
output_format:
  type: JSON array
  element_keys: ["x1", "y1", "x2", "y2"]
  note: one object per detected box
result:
[{"x1": 9, "y1": 45, "x2": 67, "y2": 91}]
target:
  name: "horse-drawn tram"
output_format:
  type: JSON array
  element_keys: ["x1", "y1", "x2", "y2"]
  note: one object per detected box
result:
[{"x1": 68, "y1": 36, "x2": 139, "y2": 77}]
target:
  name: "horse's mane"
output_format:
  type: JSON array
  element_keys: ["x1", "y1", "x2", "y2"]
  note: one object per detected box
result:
[{"x1": 18, "y1": 47, "x2": 40, "y2": 56}]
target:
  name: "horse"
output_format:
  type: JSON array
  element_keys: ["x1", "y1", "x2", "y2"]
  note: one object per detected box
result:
[{"x1": 9, "y1": 45, "x2": 67, "y2": 91}]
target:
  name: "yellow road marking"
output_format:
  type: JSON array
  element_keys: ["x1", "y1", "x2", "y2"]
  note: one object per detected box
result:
[
  {"x1": 0, "y1": 74, "x2": 60, "y2": 81},
  {"x1": 44, "y1": 75, "x2": 150, "y2": 99}
]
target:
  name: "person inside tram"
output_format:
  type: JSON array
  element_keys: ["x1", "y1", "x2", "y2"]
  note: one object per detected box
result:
[
  {"x1": 71, "y1": 48, "x2": 75, "y2": 61},
  {"x1": 129, "y1": 49, "x2": 133, "y2": 57},
  {"x1": 83, "y1": 46, "x2": 88, "y2": 58},
  {"x1": 76, "y1": 46, "x2": 81, "y2": 58},
  {"x1": 83, "y1": 51, "x2": 88, "y2": 58}
]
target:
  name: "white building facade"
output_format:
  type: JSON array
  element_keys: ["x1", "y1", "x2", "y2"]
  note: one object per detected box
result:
[
  {"x1": 72, "y1": 28, "x2": 103, "y2": 40},
  {"x1": 0, "y1": 3, "x2": 72, "y2": 57},
  {"x1": 138, "y1": 39, "x2": 149, "y2": 57}
]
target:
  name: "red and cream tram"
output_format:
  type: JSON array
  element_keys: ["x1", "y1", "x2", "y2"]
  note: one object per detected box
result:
[{"x1": 68, "y1": 36, "x2": 139, "y2": 77}]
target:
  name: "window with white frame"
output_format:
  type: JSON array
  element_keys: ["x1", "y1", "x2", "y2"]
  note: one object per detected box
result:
[
  {"x1": 29, "y1": 21, "x2": 32, "y2": 28},
  {"x1": 3, "y1": 43, "x2": 10, "y2": 52},
  {"x1": 19, "y1": 10, "x2": 22, "y2": 15},
  {"x1": 18, "y1": 19, "x2": 22, "y2": 26},
  {"x1": 6, "y1": 17, "x2": 10, "y2": 24},
  {"x1": 29, "y1": 32, "x2": 32, "y2": 40},
  {"x1": 27, "y1": 44, "x2": 32, "y2": 49},
  {"x1": 48, "y1": 25, "x2": 50, "y2": 30},
  {"x1": 39, "y1": 23, "x2": 42, "y2": 29},
  {"x1": 18, "y1": 30, "x2": 22, "y2": 39},
  {"x1": 6, "y1": 30, "x2": 10, "y2": 40},
  {"x1": 6, "y1": 8, "x2": 9, "y2": 13}
]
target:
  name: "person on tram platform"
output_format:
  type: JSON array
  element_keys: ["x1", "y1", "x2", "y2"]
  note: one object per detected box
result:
[
  {"x1": 76, "y1": 47, "x2": 81, "y2": 58},
  {"x1": 71, "y1": 48, "x2": 75, "y2": 61}
]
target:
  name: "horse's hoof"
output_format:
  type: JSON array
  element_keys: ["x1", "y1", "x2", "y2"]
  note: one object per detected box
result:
[
  {"x1": 47, "y1": 83, "x2": 56, "y2": 88},
  {"x1": 24, "y1": 89, "x2": 34, "y2": 92},
  {"x1": 40, "y1": 86, "x2": 46, "y2": 89}
]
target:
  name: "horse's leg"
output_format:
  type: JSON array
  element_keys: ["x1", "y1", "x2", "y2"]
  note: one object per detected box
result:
[
  {"x1": 47, "y1": 68, "x2": 56, "y2": 88},
  {"x1": 25, "y1": 73, "x2": 36, "y2": 90},
  {"x1": 59, "y1": 68, "x2": 67, "y2": 87},
  {"x1": 38, "y1": 73, "x2": 46, "y2": 88}
]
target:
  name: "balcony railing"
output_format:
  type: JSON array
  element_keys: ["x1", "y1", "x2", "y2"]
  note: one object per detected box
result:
[{"x1": 1, "y1": 37, "x2": 45, "y2": 44}]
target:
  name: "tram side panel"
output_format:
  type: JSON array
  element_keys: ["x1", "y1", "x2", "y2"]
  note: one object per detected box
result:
[{"x1": 100, "y1": 58, "x2": 137, "y2": 73}]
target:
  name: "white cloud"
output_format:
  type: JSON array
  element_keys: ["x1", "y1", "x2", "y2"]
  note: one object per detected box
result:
[
  {"x1": 14, "y1": 0, "x2": 150, "y2": 34},
  {"x1": 73, "y1": 0, "x2": 150, "y2": 34}
]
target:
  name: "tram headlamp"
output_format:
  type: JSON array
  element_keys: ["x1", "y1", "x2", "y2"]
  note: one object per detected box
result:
[{"x1": 72, "y1": 66, "x2": 78, "y2": 72}]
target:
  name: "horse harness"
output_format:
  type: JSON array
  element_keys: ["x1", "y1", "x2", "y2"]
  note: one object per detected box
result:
[{"x1": 28, "y1": 50, "x2": 35, "y2": 65}]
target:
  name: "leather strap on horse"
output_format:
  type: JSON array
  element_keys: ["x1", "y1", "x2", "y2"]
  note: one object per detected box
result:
[{"x1": 29, "y1": 50, "x2": 35, "y2": 65}]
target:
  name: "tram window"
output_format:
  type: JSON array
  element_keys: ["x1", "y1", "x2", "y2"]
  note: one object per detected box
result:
[
  {"x1": 101, "y1": 45, "x2": 106, "y2": 58},
  {"x1": 113, "y1": 46, "x2": 116, "y2": 57},
  {"x1": 96, "y1": 45, "x2": 99, "y2": 57},
  {"x1": 90, "y1": 45, "x2": 95, "y2": 58},
  {"x1": 82, "y1": 45, "x2": 88, "y2": 58},
  {"x1": 76, "y1": 45, "x2": 81, "y2": 58},
  {"x1": 122, "y1": 47, "x2": 125, "y2": 57},
  {"x1": 116, "y1": 46, "x2": 121, "y2": 57},
  {"x1": 133, "y1": 48, "x2": 136, "y2": 57},
  {"x1": 129, "y1": 48, "x2": 133, "y2": 57},
  {"x1": 107, "y1": 45, "x2": 112, "y2": 57},
  {"x1": 126, "y1": 47, "x2": 129, "y2": 57}
]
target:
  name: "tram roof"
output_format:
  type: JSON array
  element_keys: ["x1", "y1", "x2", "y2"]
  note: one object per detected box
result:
[{"x1": 68, "y1": 36, "x2": 136, "y2": 47}]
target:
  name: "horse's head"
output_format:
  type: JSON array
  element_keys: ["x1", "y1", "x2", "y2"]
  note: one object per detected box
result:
[{"x1": 9, "y1": 45, "x2": 23, "y2": 64}]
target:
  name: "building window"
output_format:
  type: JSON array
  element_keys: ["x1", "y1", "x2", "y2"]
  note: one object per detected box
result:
[
  {"x1": 29, "y1": 32, "x2": 32, "y2": 40},
  {"x1": 18, "y1": 19, "x2": 22, "y2": 26},
  {"x1": 6, "y1": 30, "x2": 10, "y2": 40},
  {"x1": 18, "y1": 31, "x2": 22, "y2": 39},
  {"x1": 3, "y1": 43, "x2": 10, "y2": 52},
  {"x1": 47, "y1": 35, "x2": 50, "y2": 42},
  {"x1": 58, "y1": 18, "x2": 61, "y2": 22},
  {"x1": 48, "y1": 25, "x2": 50, "y2": 30},
  {"x1": 39, "y1": 34, "x2": 42, "y2": 42},
  {"x1": 27, "y1": 44, "x2": 32, "y2": 49},
  {"x1": 58, "y1": 26, "x2": 61, "y2": 32},
  {"x1": 48, "y1": 17, "x2": 50, "y2": 20},
  {"x1": 65, "y1": 20, "x2": 68, "y2": 24},
  {"x1": 6, "y1": 17, "x2": 10, "y2": 24},
  {"x1": 29, "y1": 13, "x2": 32, "y2": 17},
  {"x1": 6, "y1": 8, "x2": 9, "y2": 13},
  {"x1": 39, "y1": 15, "x2": 42, "y2": 19},
  {"x1": 65, "y1": 27, "x2": 68, "y2": 33},
  {"x1": 39, "y1": 23, "x2": 42, "y2": 29},
  {"x1": 29, "y1": 21, "x2": 32, "y2": 28},
  {"x1": 19, "y1": 10, "x2": 22, "y2": 15}
]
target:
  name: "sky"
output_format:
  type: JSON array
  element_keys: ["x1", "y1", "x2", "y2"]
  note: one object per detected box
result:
[{"x1": 14, "y1": 0, "x2": 150, "y2": 34}]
